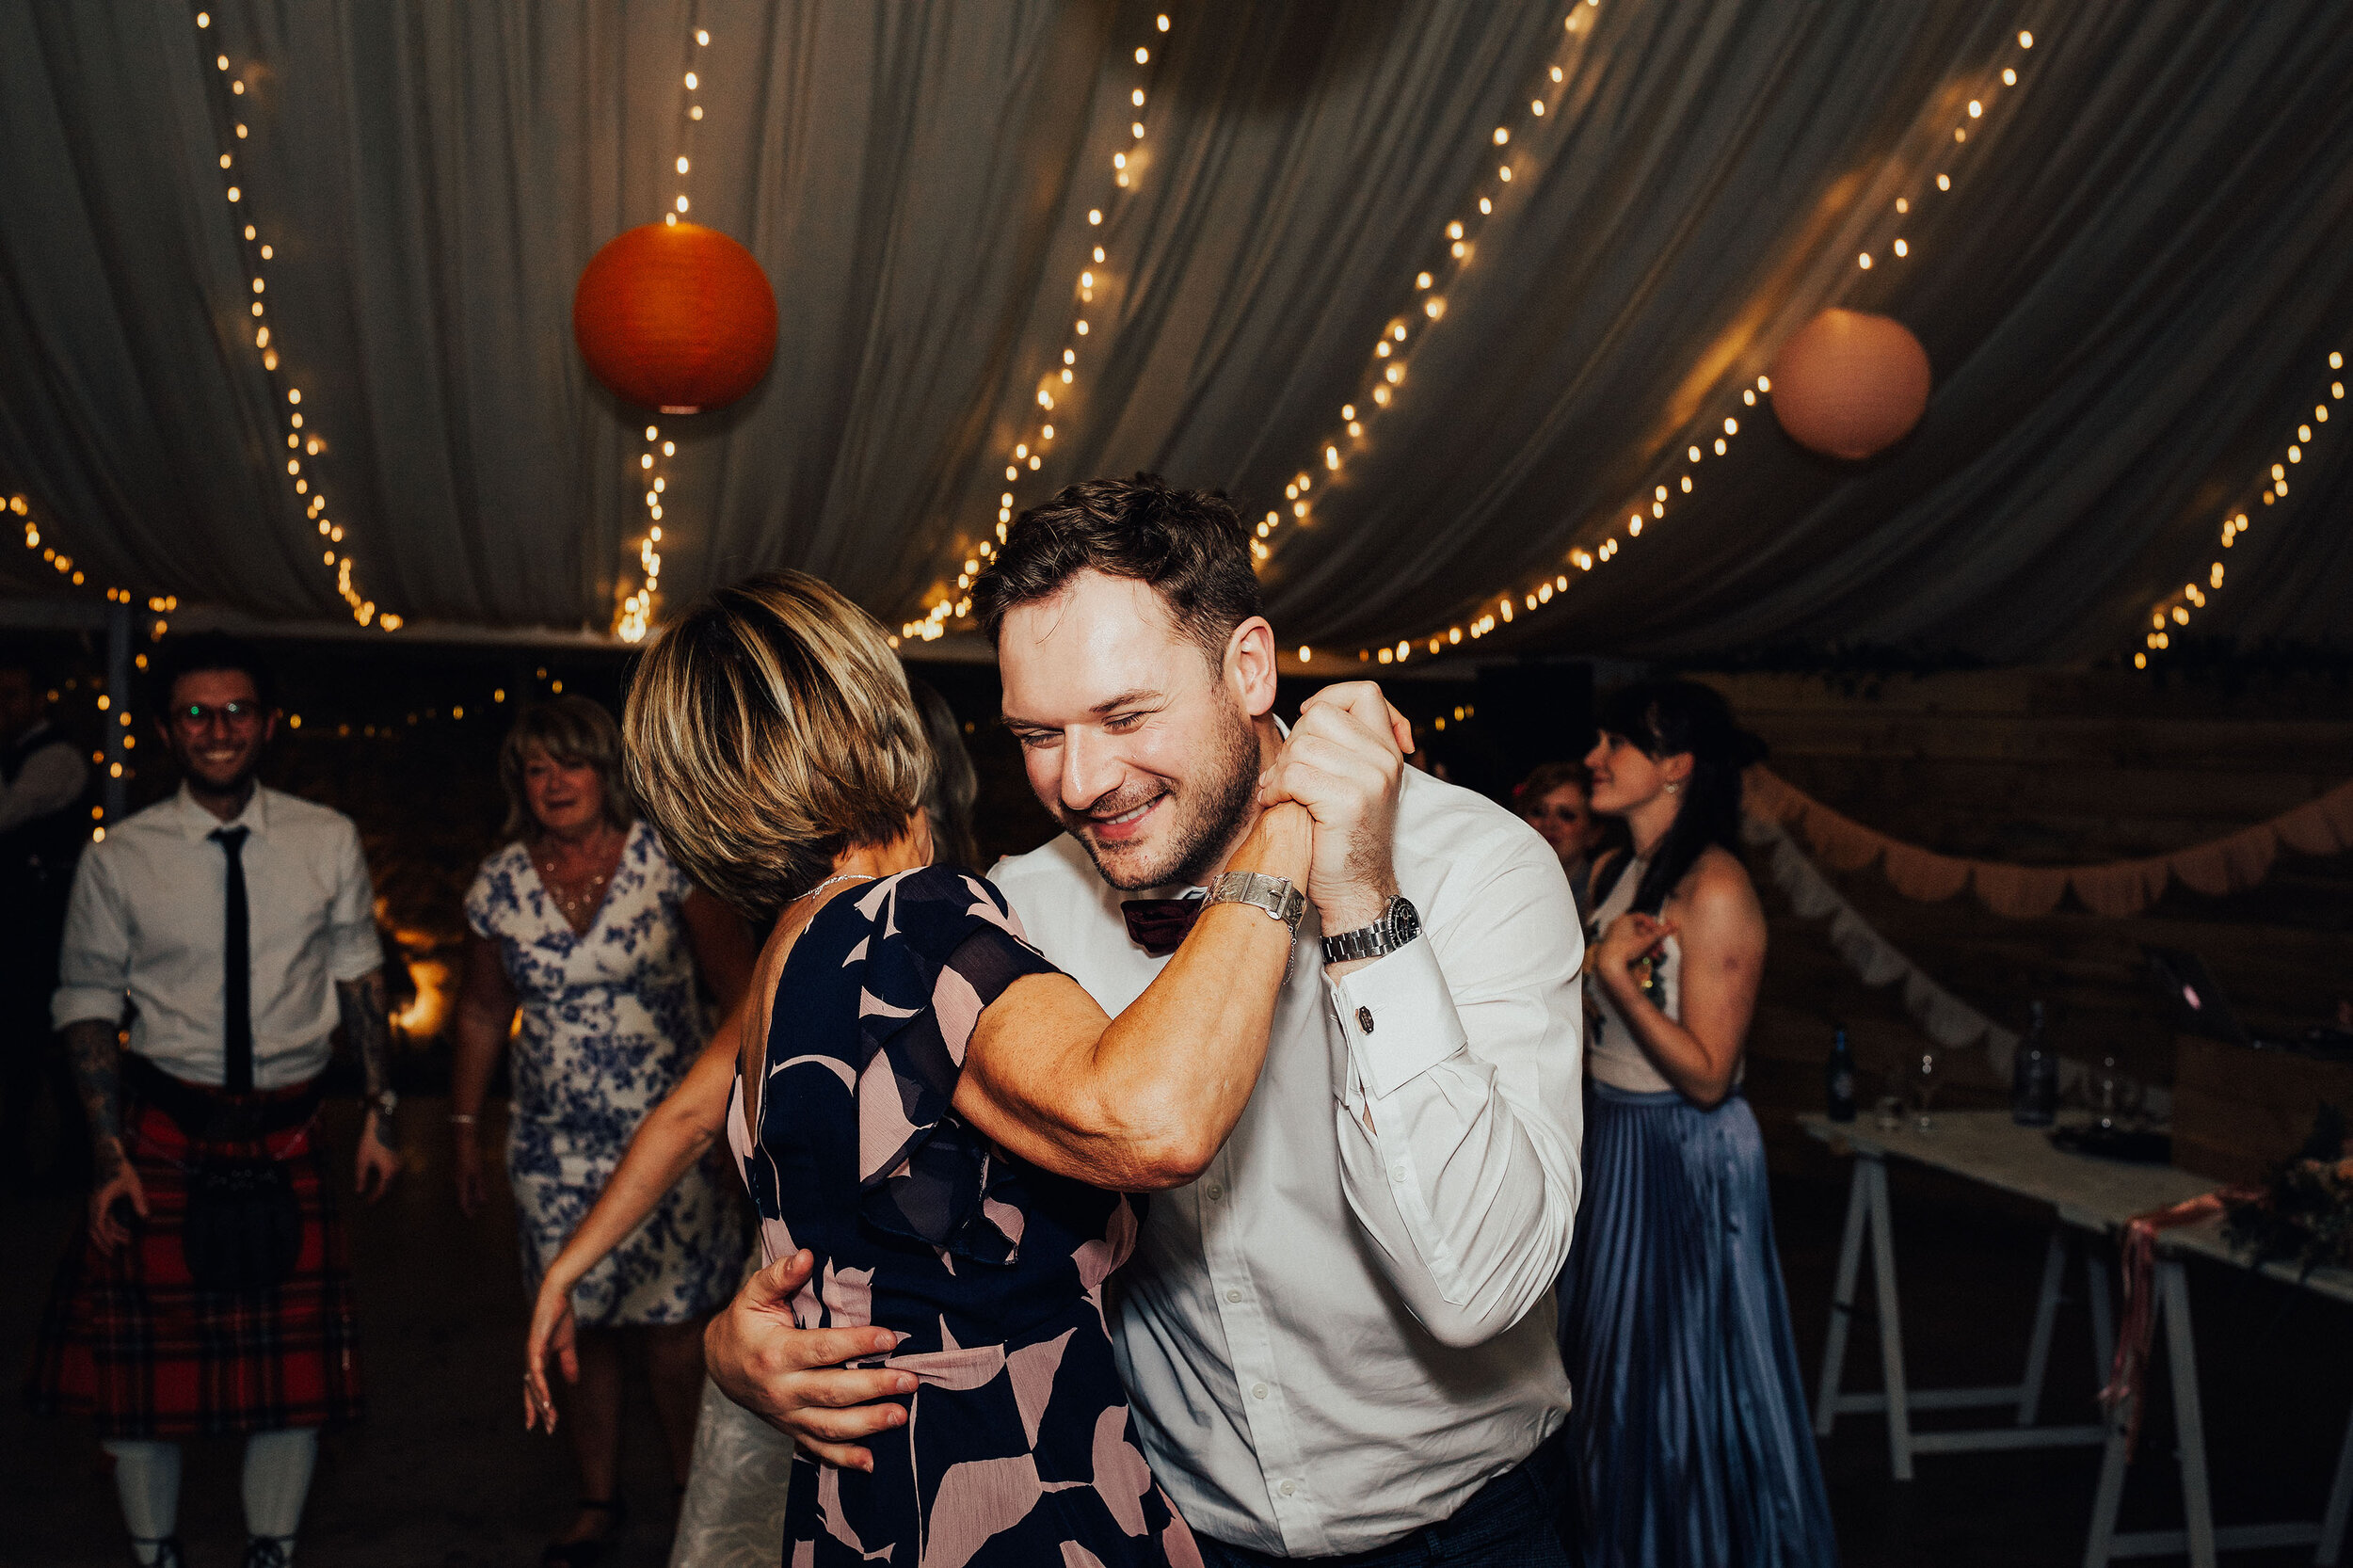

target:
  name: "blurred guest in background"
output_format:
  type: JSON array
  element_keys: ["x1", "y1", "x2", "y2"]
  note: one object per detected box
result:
[
  {"x1": 1514, "y1": 760, "x2": 1608, "y2": 923},
  {"x1": 911, "y1": 678, "x2": 980, "y2": 871},
  {"x1": 520, "y1": 669, "x2": 988, "y2": 1567},
  {"x1": 1561, "y1": 680, "x2": 1834, "y2": 1567},
  {"x1": 0, "y1": 654, "x2": 90, "y2": 1190},
  {"x1": 32, "y1": 633, "x2": 398, "y2": 1568},
  {"x1": 449, "y1": 696, "x2": 755, "y2": 1567}
]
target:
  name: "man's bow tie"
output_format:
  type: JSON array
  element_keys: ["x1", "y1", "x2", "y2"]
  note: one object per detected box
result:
[{"x1": 1120, "y1": 893, "x2": 1206, "y2": 957}]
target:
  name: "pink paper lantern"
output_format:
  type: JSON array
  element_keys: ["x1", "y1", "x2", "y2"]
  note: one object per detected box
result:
[{"x1": 1767, "y1": 309, "x2": 1932, "y2": 460}]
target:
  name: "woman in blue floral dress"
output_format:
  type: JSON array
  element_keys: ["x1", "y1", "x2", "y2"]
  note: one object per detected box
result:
[{"x1": 450, "y1": 696, "x2": 755, "y2": 1565}]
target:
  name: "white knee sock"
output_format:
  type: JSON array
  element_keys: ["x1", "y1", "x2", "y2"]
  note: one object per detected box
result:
[
  {"x1": 101, "y1": 1439, "x2": 183, "y2": 1563},
  {"x1": 242, "y1": 1427, "x2": 320, "y2": 1549}
]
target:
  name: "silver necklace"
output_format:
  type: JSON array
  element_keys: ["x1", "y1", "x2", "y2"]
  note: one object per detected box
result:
[{"x1": 792, "y1": 872, "x2": 877, "y2": 904}]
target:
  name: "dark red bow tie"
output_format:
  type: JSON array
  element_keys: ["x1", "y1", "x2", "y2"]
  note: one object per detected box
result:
[{"x1": 1121, "y1": 894, "x2": 1206, "y2": 957}]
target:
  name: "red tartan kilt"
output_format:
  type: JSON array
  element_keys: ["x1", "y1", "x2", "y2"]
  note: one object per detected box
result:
[{"x1": 26, "y1": 1095, "x2": 364, "y2": 1439}]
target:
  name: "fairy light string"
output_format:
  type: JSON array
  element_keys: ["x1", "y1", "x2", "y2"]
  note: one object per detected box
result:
[
  {"x1": 615, "y1": 12, "x2": 712, "y2": 644},
  {"x1": 1260, "y1": 0, "x2": 1612, "y2": 671},
  {"x1": 1348, "y1": 26, "x2": 2040, "y2": 666},
  {"x1": 191, "y1": 8, "x2": 399, "y2": 632},
  {"x1": 2132, "y1": 348, "x2": 2343, "y2": 670},
  {"x1": 902, "y1": 11, "x2": 1173, "y2": 645}
]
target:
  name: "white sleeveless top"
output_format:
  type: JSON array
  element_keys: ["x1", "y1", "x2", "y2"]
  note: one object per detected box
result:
[{"x1": 1584, "y1": 856, "x2": 1683, "y2": 1094}]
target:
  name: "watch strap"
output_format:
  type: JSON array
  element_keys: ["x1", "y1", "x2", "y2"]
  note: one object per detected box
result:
[
  {"x1": 1204, "y1": 871, "x2": 1306, "y2": 936},
  {"x1": 1320, "y1": 895, "x2": 1420, "y2": 965}
]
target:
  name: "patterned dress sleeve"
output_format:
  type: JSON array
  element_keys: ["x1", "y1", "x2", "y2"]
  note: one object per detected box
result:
[
  {"x1": 850, "y1": 865, "x2": 1060, "y2": 1262},
  {"x1": 461, "y1": 854, "x2": 503, "y2": 942}
]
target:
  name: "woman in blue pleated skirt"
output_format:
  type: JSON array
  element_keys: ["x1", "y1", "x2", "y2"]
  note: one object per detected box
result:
[{"x1": 1560, "y1": 681, "x2": 1837, "y2": 1567}]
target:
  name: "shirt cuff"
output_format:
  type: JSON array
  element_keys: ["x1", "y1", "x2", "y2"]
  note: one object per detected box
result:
[
  {"x1": 52, "y1": 986, "x2": 124, "y2": 1032},
  {"x1": 1324, "y1": 936, "x2": 1469, "y2": 1101}
]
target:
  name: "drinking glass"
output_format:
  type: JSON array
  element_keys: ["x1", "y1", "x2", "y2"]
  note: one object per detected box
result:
[{"x1": 1910, "y1": 1047, "x2": 1943, "y2": 1132}]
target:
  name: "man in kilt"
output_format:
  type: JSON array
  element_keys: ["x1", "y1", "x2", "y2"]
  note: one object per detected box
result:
[{"x1": 30, "y1": 633, "x2": 401, "y2": 1568}]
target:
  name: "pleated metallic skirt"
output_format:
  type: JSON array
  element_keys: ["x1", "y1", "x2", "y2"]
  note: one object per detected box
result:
[{"x1": 1558, "y1": 1083, "x2": 1838, "y2": 1568}]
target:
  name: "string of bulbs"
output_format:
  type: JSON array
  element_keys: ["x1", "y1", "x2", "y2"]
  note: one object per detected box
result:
[
  {"x1": 190, "y1": 7, "x2": 399, "y2": 633},
  {"x1": 1349, "y1": 25, "x2": 2039, "y2": 667},
  {"x1": 614, "y1": 11, "x2": 713, "y2": 644},
  {"x1": 900, "y1": 12, "x2": 1175, "y2": 646},
  {"x1": 1258, "y1": 0, "x2": 1617, "y2": 671},
  {"x1": 2133, "y1": 348, "x2": 2344, "y2": 669}
]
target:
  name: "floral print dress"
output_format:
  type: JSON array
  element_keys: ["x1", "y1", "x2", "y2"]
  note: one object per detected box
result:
[
  {"x1": 728, "y1": 866, "x2": 1200, "y2": 1568},
  {"x1": 465, "y1": 820, "x2": 744, "y2": 1325}
]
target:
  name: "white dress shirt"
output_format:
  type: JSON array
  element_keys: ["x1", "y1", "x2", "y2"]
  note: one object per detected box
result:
[
  {"x1": 0, "y1": 722, "x2": 88, "y2": 833},
  {"x1": 53, "y1": 785, "x2": 382, "y2": 1088},
  {"x1": 991, "y1": 766, "x2": 1585, "y2": 1556}
]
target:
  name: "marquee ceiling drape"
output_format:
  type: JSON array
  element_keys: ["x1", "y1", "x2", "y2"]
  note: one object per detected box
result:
[{"x1": 2, "y1": 0, "x2": 2349, "y2": 663}]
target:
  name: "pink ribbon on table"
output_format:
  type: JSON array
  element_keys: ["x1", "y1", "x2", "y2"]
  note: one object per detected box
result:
[{"x1": 2098, "y1": 1186, "x2": 2262, "y2": 1454}]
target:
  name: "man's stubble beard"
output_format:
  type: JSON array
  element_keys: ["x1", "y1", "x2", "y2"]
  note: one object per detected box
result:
[{"x1": 1064, "y1": 701, "x2": 1261, "y2": 893}]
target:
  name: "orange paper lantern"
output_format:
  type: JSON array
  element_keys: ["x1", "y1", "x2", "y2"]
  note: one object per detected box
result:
[
  {"x1": 1767, "y1": 309, "x2": 1932, "y2": 460},
  {"x1": 572, "y1": 222, "x2": 777, "y2": 413}
]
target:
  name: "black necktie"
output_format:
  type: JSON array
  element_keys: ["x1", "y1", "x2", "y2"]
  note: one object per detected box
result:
[
  {"x1": 1120, "y1": 893, "x2": 1205, "y2": 958},
  {"x1": 211, "y1": 826, "x2": 254, "y2": 1094}
]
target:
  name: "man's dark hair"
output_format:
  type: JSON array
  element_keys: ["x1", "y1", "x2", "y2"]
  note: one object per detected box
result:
[
  {"x1": 971, "y1": 473, "x2": 1263, "y2": 667},
  {"x1": 152, "y1": 631, "x2": 276, "y2": 712}
]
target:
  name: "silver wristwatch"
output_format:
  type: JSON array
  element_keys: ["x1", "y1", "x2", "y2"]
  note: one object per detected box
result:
[
  {"x1": 1320, "y1": 894, "x2": 1422, "y2": 965},
  {"x1": 1204, "y1": 871, "x2": 1307, "y2": 937}
]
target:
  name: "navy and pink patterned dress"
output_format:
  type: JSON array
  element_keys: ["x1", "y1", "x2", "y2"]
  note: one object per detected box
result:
[{"x1": 727, "y1": 866, "x2": 1202, "y2": 1568}]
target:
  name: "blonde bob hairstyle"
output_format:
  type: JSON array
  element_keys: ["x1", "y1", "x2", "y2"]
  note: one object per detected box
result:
[
  {"x1": 624, "y1": 570, "x2": 930, "y2": 924},
  {"x1": 498, "y1": 695, "x2": 636, "y2": 843}
]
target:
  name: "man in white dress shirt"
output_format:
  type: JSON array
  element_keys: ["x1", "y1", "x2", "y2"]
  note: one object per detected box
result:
[
  {"x1": 33, "y1": 633, "x2": 400, "y2": 1568},
  {"x1": 706, "y1": 477, "x2": 1585, "y2": 1564}
]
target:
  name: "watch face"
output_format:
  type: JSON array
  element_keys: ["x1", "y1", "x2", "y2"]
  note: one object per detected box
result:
[{"x1": 1388, "y1": 897, "x2": 1421, "y2": 940}]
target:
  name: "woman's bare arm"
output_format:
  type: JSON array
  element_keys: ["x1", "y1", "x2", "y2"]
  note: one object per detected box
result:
[
  {"x1": 952, "y1": 803, "x2": 1313, "y2": 1192},
  {"x1": 524, "y1": 994, "x2": 746, "y2": 1423},
  {"x1": 1594, "y1": 849, "x2": 1764, "y2": 1108},
  {"x1": 449, "y1": 934, "x2": 518, "y2": 1215}
]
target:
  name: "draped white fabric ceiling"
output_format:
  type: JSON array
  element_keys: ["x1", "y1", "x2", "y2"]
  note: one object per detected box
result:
[{"x1": 2, "y1": 0, "x2": 2349, "y2": 662}]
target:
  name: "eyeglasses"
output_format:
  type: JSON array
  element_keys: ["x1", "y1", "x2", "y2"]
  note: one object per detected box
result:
[{"x1": 172, "y1": 700, "x2": 264, "y2": 728}]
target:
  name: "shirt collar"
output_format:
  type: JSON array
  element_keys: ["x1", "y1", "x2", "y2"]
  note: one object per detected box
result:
[{"x1": 173, "y1": 782, "x2": 269, "y2": 840}]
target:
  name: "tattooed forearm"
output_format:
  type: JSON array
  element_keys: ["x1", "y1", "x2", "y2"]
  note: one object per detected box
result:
[
  {"x1": 65, "y1": 1019, "x2": 123, "y2": 1175},
  {"x1": 338, "y1": 968, "x2": 394, "y2": 1101}
]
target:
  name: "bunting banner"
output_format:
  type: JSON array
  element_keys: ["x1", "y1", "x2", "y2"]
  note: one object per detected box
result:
[{"x1": 1744, "y1": 767, "x2": 2353, "y2": 921}]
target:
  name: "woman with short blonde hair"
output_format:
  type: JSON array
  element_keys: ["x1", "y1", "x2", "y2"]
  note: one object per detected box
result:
[{"x1": 614, "y1": 568, "x2": 1311, "y2": 1567}]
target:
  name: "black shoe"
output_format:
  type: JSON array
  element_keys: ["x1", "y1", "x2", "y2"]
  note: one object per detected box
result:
[
  {"x1": 541, "y1": 1498, "x2": 626, "y2": 1568},
  {"x1": 243, "y1": 1535, "x2": 294, "y2": 1568},
  {"x1": 131, "y1": 1537, "x2": 185, "y2": 1568}
]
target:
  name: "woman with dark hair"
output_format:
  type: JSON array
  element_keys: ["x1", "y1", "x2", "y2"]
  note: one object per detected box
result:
[
  {"x1": 1561, "y1": 680, "x2": 1835, "y2": 1567},
  {"x1": 449, "y1": 695, "x2": 757, "y2": 1565}
]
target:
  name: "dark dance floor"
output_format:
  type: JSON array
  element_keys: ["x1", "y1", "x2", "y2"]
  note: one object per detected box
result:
[{"x1": 6, "y1": 1090, "x2": 2349, "y2": 1566}]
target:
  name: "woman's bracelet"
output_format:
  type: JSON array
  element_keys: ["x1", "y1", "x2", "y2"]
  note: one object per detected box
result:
[{"x1": 449, "y1": 1112, "x2": 479, "y2": 1126}]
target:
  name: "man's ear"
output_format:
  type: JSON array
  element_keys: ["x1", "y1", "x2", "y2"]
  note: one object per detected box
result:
[{"x1": 1225, "y1": 616, "x2": 1279, "y2": 719}]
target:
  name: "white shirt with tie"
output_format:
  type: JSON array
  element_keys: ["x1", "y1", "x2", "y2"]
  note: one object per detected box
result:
[
  {"x1": 52, "y1": 784, "x2": 382, "y2": 1088},
  {"x1": 991, "y1": 764, "x2": 1585, "y2": 1557}
]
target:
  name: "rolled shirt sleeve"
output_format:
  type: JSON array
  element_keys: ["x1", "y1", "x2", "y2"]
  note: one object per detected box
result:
[
  {"x1": 1324, "y1": 838, "x2": 1586, "y2": 1349},
  {"x1": 326, "y1": 822, "x2": 383, "y2": 983},
  {"x1": 53, "y1": 848, "x2": 133, "y2": 1031}
]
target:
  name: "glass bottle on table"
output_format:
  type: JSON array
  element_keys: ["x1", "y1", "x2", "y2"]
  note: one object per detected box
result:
[
  {"x1": 2011, "y1": 1000, "x2": 2057, "y2": 1127},
  {"x1": 1826, "y1": 1026, "x2": 1857, "y2": 1124}
]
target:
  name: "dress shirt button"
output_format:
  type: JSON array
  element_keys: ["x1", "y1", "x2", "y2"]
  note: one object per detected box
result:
[
  {"x1": 1280, "y1": 1480, "x2": 1298, "y2": 1497},
  {"x1": 1252, "y1": 1383, "x2": 1268, "y2": 1400},
  {"x1": 1355, "y1": 1005, "x2": 1375, "y2": 1032},
  {"x1": 1226, "y1": 1288, "x2": 1242, "y2": 1304},
  {"x1": 1205, "y1": 1183, "x2": 1224, "y2": 1201}
]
